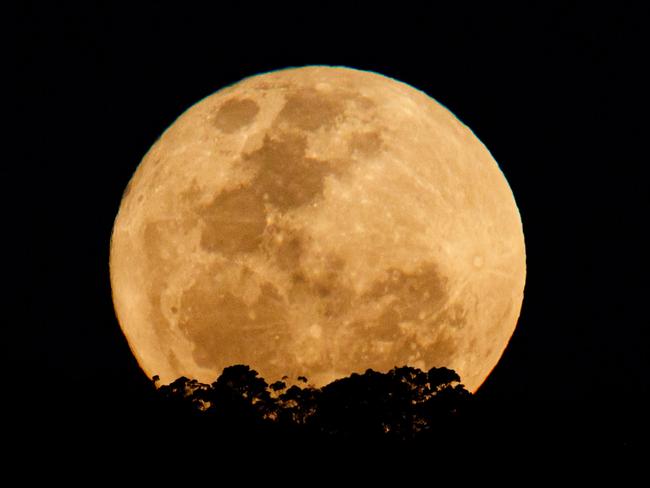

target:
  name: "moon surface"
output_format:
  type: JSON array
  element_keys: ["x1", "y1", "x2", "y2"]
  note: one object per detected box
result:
[{"x1": 110, "y1": 66, "x2": 526, "y2": 392}]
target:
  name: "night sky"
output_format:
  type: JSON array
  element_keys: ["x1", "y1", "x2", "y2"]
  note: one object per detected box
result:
[{"x1": 14, "y1": 3, "x2": 646, "y2": 452}]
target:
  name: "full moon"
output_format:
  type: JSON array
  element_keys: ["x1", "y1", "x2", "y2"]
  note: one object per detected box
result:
[{"x1": 110, "y1": 66, "x2": 526, "y2": 392}]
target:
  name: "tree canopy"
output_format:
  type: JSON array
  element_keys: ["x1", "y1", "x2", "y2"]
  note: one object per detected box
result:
[{"x1": 155, "y1": 365, "x2": 472, "y2": 441}]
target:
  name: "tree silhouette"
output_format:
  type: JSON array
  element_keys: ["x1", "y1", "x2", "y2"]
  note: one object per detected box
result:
[
  {"x1": 153, "y1": 365, "x2": 471, "y2": 442},
  {"x1": 312, "y1": 366, "x2": 471, "y2": 440},
  {"x1": 157, "y1": 376, "x2": 212, "y2": 417}
]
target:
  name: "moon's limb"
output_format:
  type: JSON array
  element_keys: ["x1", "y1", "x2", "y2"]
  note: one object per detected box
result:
[{"x1": 110, "y1": 66, "x2": 526, "y2": 392}]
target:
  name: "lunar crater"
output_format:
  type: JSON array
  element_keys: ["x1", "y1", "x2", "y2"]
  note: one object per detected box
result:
[
  {"x1": 214, "y1": 97, "x2": 260, "y2": 133},
  {"x1": 276, "y1": 88, "x2": 345, "y2": 131},
  {"x1": 349, "y1": 130, "x2": 385, "y2": 157}
]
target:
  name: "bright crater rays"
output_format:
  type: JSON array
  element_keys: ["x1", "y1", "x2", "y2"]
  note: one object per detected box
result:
[{"x1": 110, "y1": 66, "x2": 526, "y2": 392}]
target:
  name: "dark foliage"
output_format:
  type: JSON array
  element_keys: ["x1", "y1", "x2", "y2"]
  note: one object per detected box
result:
[{"x1": 155, "y1": 365, "x2": 472, "y2": 441}]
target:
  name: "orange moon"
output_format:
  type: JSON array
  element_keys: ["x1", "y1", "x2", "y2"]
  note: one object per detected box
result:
[{"x1": 110, "y1": 66, "x2": 526, "y2": 392}]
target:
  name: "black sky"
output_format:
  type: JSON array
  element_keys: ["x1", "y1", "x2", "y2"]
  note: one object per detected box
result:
[{"x1": 14, "y1": 3, "x2": 647, "y2": 445}]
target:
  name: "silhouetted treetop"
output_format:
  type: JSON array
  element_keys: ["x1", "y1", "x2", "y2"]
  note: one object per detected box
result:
[{"x1": 154, "y1": 365, "x2": 471, "y2": 441}]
